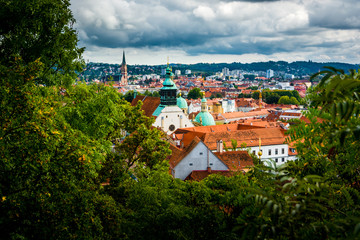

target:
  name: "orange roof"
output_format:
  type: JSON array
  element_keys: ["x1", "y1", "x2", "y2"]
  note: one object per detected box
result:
[
  {"x1": 221, "y1": 109, "x2": 270, "y2": 120},
  {"x1": 131, "y1": 96, "x2": 160, "y2": 118},
  {"x1": 232, "y1": 119, "x2": 281, "y2": 128},
  {"x1": 200, "y1": 128, "x2": 286, "y2": 150},
  {"x1": 299, "y1": 116, "x2": 324, "y2": 124},
  {"x1": 214, "y1": 151, "x2": 254, "y2": 171},
  {"x1": 175, "y1": 123, "x2": 264, "y2": 135}
]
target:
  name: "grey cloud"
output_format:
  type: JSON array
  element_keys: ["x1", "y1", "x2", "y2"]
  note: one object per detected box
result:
[{"x1": 70, "y1": 0, "x2": 360, "y2": 63}]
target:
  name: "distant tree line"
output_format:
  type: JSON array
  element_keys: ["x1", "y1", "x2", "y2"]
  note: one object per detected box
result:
[{"x1": 238, "y1": 90, "x2": 302, "y2": 105}]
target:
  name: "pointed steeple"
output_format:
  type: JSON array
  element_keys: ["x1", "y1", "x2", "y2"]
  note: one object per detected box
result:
[
  {"x1": 122, "y1": 50, "x2": 126, "y2": 65},
  {"x1": 120, "y1": 50, "x2": 128, "y2": 86}
]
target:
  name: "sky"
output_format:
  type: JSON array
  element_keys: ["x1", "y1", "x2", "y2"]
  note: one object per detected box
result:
[{"x1": 70, "y1": 0, "x2": 360, "y2": 65}]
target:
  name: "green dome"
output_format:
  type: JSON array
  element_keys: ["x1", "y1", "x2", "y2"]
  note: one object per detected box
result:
[
  {"x1": 161, "y1": 66, "x2": 177, "y2": 90},
  {"x1": 195, "y1": 112, "x2": 215, "y2": 126},
  {"x1": 201, "y1": 97, "x2": 207, "y2": 103},
  {"x1": 177, "y1": 96, "x2": 188, "y2": 109}
]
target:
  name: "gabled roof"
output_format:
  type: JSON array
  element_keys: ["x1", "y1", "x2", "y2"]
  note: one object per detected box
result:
[{"x1": 131, "y1": 96, "x2": 160, "y2": 118}]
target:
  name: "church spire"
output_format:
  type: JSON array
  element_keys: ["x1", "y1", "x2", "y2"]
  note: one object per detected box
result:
[
  {"x1": 122, "y1": 50, "x2": 126, "y2": 65},
  {"x1": 120, "y1": 50, "x2": 127, "y2": 86}
]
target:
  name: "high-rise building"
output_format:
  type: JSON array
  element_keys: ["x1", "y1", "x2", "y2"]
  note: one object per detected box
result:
[
  {"x1": 222, "y1": 67, "x2": 230, "y2": 76},
  {"x1": 266, "y1": 69, "x2": 274, "y2": 79},
  {"x1": 120, "y1": 51, "x2": 128, "y2": 85},
  {"x1": 175, "y1": 70, "x2": 181, "y2": 76}
]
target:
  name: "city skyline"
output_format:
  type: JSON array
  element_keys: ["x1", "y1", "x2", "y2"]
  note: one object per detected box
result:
[{"x1": 70, "y1": 0, "x2": 360, "y2": 65}]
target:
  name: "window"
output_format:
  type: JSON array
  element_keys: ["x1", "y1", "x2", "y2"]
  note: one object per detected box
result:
[
  {"x1": 282, "y1": 148, "x2": 285, "y2": 154},
  {"x1": 169, "y1": 124, "x2": 175, "y2": 131},
  {"x1": 252, "y1": 150, "x2": 256, "y2": 155},
  {"x1": 282, "y1": 158, "x2": 285, "y2": 162},
  {"x1": 268, "y1": 149, "x2": 271, "y2": 155},
  {"x1": 275, "y1": 158, "x2": 278, "y2": 163},
  {"x1": 210, "y1": 163, "x2": 213, "y2": 166},
  {"x1": 189, "y1": 163, "x2": 193, "y2": 166},
  {"x1": 199, "y1": 152, "x2": 203, "y2": 155},
  {"x1": 275, "y1": 149, "x2": 278, "y2": 155},
  {"x1": 185, "y1": 124, "x2": 187, "y2": 127}
]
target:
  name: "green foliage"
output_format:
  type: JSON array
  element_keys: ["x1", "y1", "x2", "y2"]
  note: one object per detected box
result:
[
  {"x1": 263, "y1": 90, "x2": 301, "y2": 104},
  {"x1": 251, "y1": 91, "x2": 260, "y2": 100},
  {"x1": 2, "y1": 1, "x2": 360, "y2": 238},
  {"x1": 210, "y1": 93, "x2": 223, "y2": 99},
  {"x1": 243, "y1": 74, "x2": 256, "y2": 80},
  {"x1": 231, "y1": 139, "x2": 238, "y2": 151},
  {"x1": 187, "y1": 87, "x2": 203, "y2": 99},
  {"x1": 278, "y1": 96, "x2": 300, "y2": 105},
  {"x1": 0, "y1": 0, "x2": 84, "y2": 87},
  {"x1": 247, "y1": 86, "x2": 258, "y2": 90}
]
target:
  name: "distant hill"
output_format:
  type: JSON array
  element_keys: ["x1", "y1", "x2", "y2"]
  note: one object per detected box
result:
[{"x1": 79, "y1": 61, "x2": 359, "y2": 81}]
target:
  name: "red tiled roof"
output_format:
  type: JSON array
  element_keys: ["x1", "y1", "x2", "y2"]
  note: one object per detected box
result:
[
  {"x1": 215, "y1": 151, "x2": 254, "y2": 171},
  {"x1": 131, "y1": 96, "x2": 160, "y2": 118},
  {"x1": 200, "y1": 128, "x2": 286, "y2": 150},
  {"x1": 221, "y1": 109, "x2": 270, "y2": 120}
]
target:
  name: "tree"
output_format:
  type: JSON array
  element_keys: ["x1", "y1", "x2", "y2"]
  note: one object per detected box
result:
[
  {"x1": 231, "y1": 139, "x2": 238, "y2": 151},
  {"x1": 187, "y1": 87, "x2": 203, "y2": 99},
  {"x1": 210, "y1": 93, "x2": 223, "y2": 99},
  {"x1": 252, "y1": 91, "x2": 260, "y2": 100},
  {"x1": 247, "y1": 86, "x2": 258, "y2": 90},
  {"x1": 265, "y1": 93, "x2": 280, "y2": 104},
  {"x1": 0, "y1": 0, "x2": 84, "y2": 87},
  {"x1": 0, "y1": 60, "x2": 108, "y2": 238}
]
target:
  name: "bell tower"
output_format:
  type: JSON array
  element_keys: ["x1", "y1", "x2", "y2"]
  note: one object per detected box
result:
[{"x1": 160, "y1": 65, "x2": 177, "y2": 105}]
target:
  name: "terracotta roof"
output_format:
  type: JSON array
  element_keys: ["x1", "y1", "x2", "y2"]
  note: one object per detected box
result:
[
  {"x1": 299, "y1": 116, "x2": 324, "y2": 124},
  {"x1": 215, "y1": 151, "x2": 254, "y2": 171},
  {"x1": 185, "y1": 170, "x2": 233, "y2": 181},
  {"x1": 131, "y1": 96, "x2": 160, "y2": 118},
  {"x1": 200, "y1": 128, "x2": 286, "y2": 150},
  {"x1": 175, "y1": 123, "x2": 267, "y2": 135},
  {"x1": 221, "y1": 109, "x2": 270, "y2": 120},
  {"x1": 232, "y1": 119, "x2": 280, "y2": 128}
]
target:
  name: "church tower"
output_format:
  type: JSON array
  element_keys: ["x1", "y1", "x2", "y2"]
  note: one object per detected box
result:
[
  {"x1": 120, "y1": 51, "x2": 128, "y2": 86},
  {"x1": 160, "y1": 65, "x2": 177, "y2": 105}
]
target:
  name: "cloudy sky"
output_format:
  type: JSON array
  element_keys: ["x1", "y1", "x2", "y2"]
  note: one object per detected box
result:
[{"x1": 70, "y1": 0, "x2": 360, "y2": 65}]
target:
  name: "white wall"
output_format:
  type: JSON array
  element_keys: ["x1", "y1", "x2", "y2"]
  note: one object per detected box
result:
[
  {"x1": 247, "y1": 144, "x2": 297, "y2": 166},
  {"x1": 174, "y1": 142, "x2": 228, "y2": 180},
  {"x1": 153, "y1": 106, "x2": 194, "y2": 135},
  {"x1": 212, "y1": 144, "x2": 296, "y2": 166}
]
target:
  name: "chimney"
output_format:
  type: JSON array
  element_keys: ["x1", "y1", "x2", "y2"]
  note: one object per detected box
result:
[
  {"x1": 217, "y1": 140, "x2": 223, "y2": 153},
  {"x1": 180, "y1": 115, "x2": 184, "y2": 128}
]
